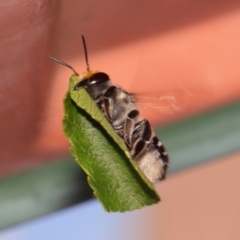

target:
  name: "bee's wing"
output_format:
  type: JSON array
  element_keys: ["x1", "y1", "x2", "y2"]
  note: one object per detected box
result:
[{"x1": 134, "y1": 91, "x2": 184, "y2": 115}]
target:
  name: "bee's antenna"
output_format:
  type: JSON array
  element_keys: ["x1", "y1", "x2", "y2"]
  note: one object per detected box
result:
[
  {"x1": 49, "y1": 55, "x2": 79, "y2": 76},
  {"x1": 82, "y1": 35, "x2": 90, "y2": 71}
]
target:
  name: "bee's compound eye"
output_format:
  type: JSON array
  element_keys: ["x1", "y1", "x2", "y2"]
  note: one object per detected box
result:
[
  {"x1": 74, "y1": 72, "x2": 110, "y2": 90},
  {"x1": 89, "y1": 72, "x2": 110, "y2": 85}
]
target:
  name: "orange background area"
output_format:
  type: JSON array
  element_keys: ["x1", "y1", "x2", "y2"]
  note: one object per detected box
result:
[
  {"x1": 0, "y1": 1, "x2": 240, "y2": 238},
  {"x1": 1, "y1": 0, "x2": 239, "y2": 175}
]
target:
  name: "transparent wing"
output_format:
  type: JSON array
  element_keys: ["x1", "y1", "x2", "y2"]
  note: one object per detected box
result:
[{"x1": 134, "y1": 91, "x2": 184, "y2": 115}]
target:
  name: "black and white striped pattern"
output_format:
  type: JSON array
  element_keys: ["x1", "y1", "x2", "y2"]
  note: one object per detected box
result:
[{"x1": 74, "y1": 72, "x2": 169, "y2": 182}]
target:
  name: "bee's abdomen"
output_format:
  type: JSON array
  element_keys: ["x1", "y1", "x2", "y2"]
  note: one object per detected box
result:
[
  {"x1": 102, "y1": 84, "x2": 169, "y2": 182},
  {"x1": 124, "y1": 111, "x2": 169, "y2": 182}
]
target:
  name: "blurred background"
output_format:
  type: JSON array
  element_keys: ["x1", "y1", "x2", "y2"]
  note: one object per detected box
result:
[{"x1": 0, "y1": 0, "x2": 240, "y2": 239}]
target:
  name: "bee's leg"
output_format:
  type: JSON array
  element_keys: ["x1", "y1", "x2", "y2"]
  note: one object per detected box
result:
[
  {"x1": 101, "y1": 98, "x2": 112, "y2": 122},
  {"x1": 132, "y1": 119, "x2": 152, "y2": 144},
  {"x1": 130, "y1": 120, "x2": 152, "y2": 158},
  {"x1": 100, "y1": 86, "x2": 118, "y2": 122},
  {"x1": 123, "y1": 110, "x2": 139, "y2": 147},
  {"x1": 123, "y1": 111, "x2": 153, "y2": 158}
]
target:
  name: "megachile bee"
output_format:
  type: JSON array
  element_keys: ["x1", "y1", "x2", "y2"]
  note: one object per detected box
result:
[{"x1": 49, "y1": 36, "x2": 169, "y2": 182}]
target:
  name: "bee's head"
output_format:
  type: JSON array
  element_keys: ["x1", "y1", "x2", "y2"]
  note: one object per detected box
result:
[{"x1": 74, "y1": 71, "x2": 110, "y2": 90}]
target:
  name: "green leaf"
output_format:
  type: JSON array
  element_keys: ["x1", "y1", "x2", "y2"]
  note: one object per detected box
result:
[{"x1": 62, "y1": 74, "x2": 160, "y2": 212}]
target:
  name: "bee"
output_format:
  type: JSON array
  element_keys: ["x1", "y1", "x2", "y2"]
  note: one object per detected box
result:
[{"x1": 49, "y1": 36, "x2": 169, "y2": 182}]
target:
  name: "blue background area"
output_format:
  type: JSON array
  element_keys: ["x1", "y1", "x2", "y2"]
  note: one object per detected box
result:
[{"x1": 0, "y1": 199, "x2": 152, "y2": 240}]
